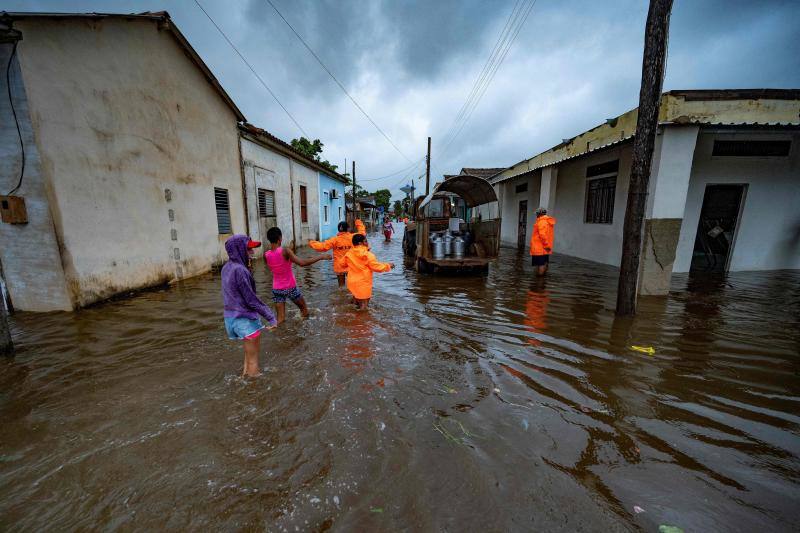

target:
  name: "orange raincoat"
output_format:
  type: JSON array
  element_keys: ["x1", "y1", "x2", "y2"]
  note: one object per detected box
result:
[
  {"x1": 308, "y1": 220, "x2": 366, "y2": 274},
  {"x1": 344, "y1": 246, "x2": 392, "y2": 300},
  {"x1": 530, "y1": 215, "x2": 556, "y2": 256}
]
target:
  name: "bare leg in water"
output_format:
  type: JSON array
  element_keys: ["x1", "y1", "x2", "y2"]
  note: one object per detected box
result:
[
  {"x1": 292, "y1": 297, "x2": 309, "y2": 318},
  {"x1": 337, "y1": 274, "x2": 346, "y2": 288},
  {"x1": 242, "y1": 334, "x2": 262, "y2": 377}
]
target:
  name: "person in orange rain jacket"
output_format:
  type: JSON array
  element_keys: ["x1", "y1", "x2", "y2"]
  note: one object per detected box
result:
[
  {"x1": 308, "y1": 220, "x2": 367, "y2": 287},
  {"x1": 344, "y1": 233, "x2": 394, "y2": 309},
  {"x1": 530, "y1": 207, "x2": 557, "y2": 276}
]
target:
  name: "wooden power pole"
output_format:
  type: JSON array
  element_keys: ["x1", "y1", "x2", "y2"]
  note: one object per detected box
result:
[
  {"x1": 352, "y1": 160, "x2": 357, "y2": 220},
  {"x1": 0, "y1": 302, "x2": 12, "y2": 356},
  {"x1": 425, "y1": 136, "x2": 431, "y2": 195},
  {"x1": 616, "y1": 0, "x2": 673, "y2": 316}
]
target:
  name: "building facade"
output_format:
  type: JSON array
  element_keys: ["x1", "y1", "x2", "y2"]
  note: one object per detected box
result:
[
  {"x1": 318, "y1": 171, "x2": 347, "y2": 240},
  {"x1": 1, "y1": 13, "x2": 247, "y2": 311},
  {"x1": 490, "y1": 90, "x2": 800, "y2": 294},
  {"x1": 239, "y1": 124, "x2": 344, "y2": 251}
]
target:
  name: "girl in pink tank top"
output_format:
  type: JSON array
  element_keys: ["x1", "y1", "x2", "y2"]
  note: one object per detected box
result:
[{"x1": 264, "y1": 227, "x2": 331, "y2": 324}]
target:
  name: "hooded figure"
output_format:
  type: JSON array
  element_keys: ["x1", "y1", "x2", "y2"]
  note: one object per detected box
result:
[
  {"x1": 530, "y1": 210, "x2": 556, "y2": 256},
  {"x1": 308, "y1": 219, "x2": 367, "y2": 283},
  {"x1": 222, "y1": 234, "x2": 276, "y2": 325},
  {"x1": 344, "y1": 237, "x2": 392, "y2": 301}
]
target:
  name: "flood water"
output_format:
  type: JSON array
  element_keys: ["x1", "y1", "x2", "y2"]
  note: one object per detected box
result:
[{"x1": 2, "y1": 224, "x2": 799, "y2": 531}]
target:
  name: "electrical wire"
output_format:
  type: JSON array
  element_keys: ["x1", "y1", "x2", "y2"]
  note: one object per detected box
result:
[
  {"x1": 438, "y1": 0, "x2": 537, "y2": 160},
  {"x1": 262, "y1": 0, "x2": 413, "y2": 164},
  {"x1": 193, "y1": 0, "x2": 309, "y2": 137},
  {"x1": 6, "y1": 41, "x2": 25, "y2": 196},
  {"x1": 357, "y1": 157, "x2": 426, "y2": 182}
]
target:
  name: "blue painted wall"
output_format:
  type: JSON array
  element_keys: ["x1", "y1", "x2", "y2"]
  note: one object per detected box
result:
[{"x1": 318, "y1": 172, "x2": 347, "y2": 240}]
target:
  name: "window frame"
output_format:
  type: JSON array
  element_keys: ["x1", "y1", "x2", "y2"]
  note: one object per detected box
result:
[
  {"x1": 214, "y1": 187, "x2": 232, "y2": 234},
  {"x1": 257, "y1": 188, "x2": 276, "y2": 218},
  {"x1": 299, "y1": 185, "x2": 308, "y2": 223},
  {"x1": 584, "y1": 160, "x2": 618, "y2": 225}
]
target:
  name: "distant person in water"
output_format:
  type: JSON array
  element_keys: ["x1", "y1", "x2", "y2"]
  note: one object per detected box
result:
[
  {"x1": 265, "y1": 227, "x2": 331, "y2": 323},
  {"x1": 382, "y1": 218, "x2": 395, "y2": 242},
  {"x1": 344, "y1": 233, "x2": 394, "y2": 309},
  {"x1": 530, "y1": 207, "x2": 557, "y2": 276},
  {"x1": 308, "y1": 219, "x2": 366, "y2": 287},
  {"x1": 221, "y1": 235, "x2": 277, "y2": 377}
]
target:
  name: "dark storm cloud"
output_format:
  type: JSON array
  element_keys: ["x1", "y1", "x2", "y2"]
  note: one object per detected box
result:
[{"x1": 4, "y1": 0, "x2": 800, "y2": 197}]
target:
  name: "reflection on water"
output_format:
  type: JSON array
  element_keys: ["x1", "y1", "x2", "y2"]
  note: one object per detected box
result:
[{"x1": 2, "y1": 224, "x2": 799, "y2": 531}]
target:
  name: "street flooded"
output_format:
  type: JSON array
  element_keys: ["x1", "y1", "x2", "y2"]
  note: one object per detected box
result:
[{"x1": 2, "y1": 224, "x2": 799, "y2": 531}]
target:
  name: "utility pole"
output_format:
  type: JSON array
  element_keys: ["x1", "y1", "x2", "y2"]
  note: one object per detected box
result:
[
  {"x1": 616, "y1": 0, "x2": 674, "y2": 316},
  {"x1": 352, "y1": 160, "x2": 357, "y2": 222},
  {"x1": 425, "y1": 136, "x2": 431, "y2": 195}
]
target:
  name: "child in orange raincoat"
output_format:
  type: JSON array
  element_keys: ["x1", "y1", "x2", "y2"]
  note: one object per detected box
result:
[
  {"x1": 344, "y1": 234, "x2": 394, "y2": 309},
  {"x1": 308, "y1": 220, "x2": 366, "y2": 287}
]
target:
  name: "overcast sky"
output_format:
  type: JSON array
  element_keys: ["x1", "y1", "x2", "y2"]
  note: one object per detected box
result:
[{"x1": 5, "y1": 0, "x2": 800, "y2": 199}]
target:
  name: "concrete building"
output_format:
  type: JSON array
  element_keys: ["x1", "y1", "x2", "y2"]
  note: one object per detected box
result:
[
  {"x1": 489, "y1": 90, "x2": 800, "y2": 294},
  {"x1": 239, "y1": 123, "x2": 345, "y2": 249},
  {"x1": 0, "y1": 12, "x2": 250, "y2": 311},
  {"x1": 317, "y1": 170, "x2": 347, "y2": 240}
]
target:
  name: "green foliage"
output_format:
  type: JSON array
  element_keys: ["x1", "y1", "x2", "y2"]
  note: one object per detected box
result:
[
  {"x1": 373, "y1": 189, "x2": 391, "y2": 210},
  {"x1": 393, "y1": 200, "x2": 403, "y2": 214},
  {"x1": 290, "y1": 137, "x2": 338, "y2": 173}
]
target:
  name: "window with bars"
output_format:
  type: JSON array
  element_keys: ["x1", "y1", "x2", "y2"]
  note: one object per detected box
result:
[
  {"x1": 585, "y1": 160, "x2": 618, "y2": 224},
  {"x1": 258, "y1": 188, "x2": 275, "y2": 217},
  {"x1": 299, "y1": 185, "x2": 308, "y2": 223},
  {"x1": 712, "y1": 139, "x2": 791, "y2": 157},
  {"x1": 515, "y1": 182, "x2": 528, "y2": 194}
]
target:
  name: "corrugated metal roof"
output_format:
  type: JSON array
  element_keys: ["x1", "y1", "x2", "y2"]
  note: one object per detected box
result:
[{"x1": 419, "y1": 174, "x2": 498, "y2": 210}]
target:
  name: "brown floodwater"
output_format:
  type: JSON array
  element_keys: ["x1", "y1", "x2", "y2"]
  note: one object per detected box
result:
[{"x1": 2, "y1": 224, "x2": 799, "y2": 531}]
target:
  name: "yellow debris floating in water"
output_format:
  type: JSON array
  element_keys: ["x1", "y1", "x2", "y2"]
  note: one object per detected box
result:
[{"x1": 630, "y1": 345, "x2": 656, "y2": 355}]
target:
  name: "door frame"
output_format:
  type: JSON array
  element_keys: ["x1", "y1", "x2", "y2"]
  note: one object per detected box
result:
[
  {"x1": 517, "y1": 199, "x2": 528, "y2": 250},
  {"x1": 695, "y1": 182, "x2": 748, "y2": 272}
]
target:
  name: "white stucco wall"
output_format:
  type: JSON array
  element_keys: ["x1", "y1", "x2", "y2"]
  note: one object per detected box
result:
[
  {"x1": 241, "y1": 137, "x2": 295, "y2": 248},
  {"x1": 498, "y1": 171, "x2": 541, "y2": 248},
  {"x1": 291, "y1": 161, "x2": 320, "y2": 244},
  {"x1": 673, "y1": 130, "x2": 800, "y2": 272},
  {"x1": 550, "y1": 144, "x2": 633, "y2": 266},
  {"x1": 14, "y1": 17, "x2": 246, "y2": 307},
  {"x1": 0, "y1": 41, "x2": 72, "y2": 311}
]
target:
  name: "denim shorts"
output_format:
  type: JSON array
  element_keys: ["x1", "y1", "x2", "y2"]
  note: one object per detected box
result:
[
  {"x1": 224, "y1": 317, "x2": 264, "y2": 340},
  {"x1": 272, "y1": 286, "x2": 303, "y2": 303}
]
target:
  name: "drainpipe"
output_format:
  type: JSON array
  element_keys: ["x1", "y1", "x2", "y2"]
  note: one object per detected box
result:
[
  {"x1": 289, "y1": 159, "x2": 297, "y2": 251},
  {"x1": 237, "y1": 133, "x2": 250, "y2": 236}
]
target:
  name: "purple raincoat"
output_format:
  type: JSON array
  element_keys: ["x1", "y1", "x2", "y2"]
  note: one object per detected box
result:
[{"x1": 221, "y1": 235, "x2": 276, "y2": 325}]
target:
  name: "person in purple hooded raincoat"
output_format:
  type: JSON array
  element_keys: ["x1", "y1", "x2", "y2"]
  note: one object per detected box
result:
[{"x1": 222, "y1": 234, "x2": 277, "y2": 377}]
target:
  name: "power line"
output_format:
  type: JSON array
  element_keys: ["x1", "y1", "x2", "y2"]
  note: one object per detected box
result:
[
  {"x1": 357, "y1": 157, "x2": 427, "y2": 183},
  {"x1": 193, "y1": 0, "x2": 309, "y2": 137},
  {"x1": 438, "y1": 0, "x2": 537, "y2": 160},
  {"x1": 263, "y1": 0, "x2": 413, "y2": 164}
]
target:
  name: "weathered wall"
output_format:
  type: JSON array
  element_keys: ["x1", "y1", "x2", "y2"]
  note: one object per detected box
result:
[
  {"x1": 673, "y1": 130, "x2": 800, "y2": 272},
  {"x1": 14, "y1": 18, "x2": 245, "y2": 307},
  {"x1": 318, "y1": 172, "x2": 346, "y2": 240},
  {"x1": 498, "y1": 171, "x2": 541, "y2": 249},
  {"x1": 0, "y1": 41, "x2": 72, "y2": 311},
  {"x1": 292, "y1": 161, "x2": 320, "y2": 244},
  {"x1": 550, "y1": 144, "x2": 633, "y2": 266},
  {"x1": 240, "y1": 136, "x2": 295, "y2": 249}
]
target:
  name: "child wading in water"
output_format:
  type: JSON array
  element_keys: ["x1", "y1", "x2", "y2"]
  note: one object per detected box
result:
[
  {"x1": 265, "y1": 227, "x2": 331, "y2": 323},
  {"x1": 221, "y1": 235, "x2": 277, "y2": 377},
  {"x1": 344, "y1": 233, "x2": 394, "y2": 309},
  {"x1": 308, "y1": 219, "x2": 366, "y2": 287},
  {"x1": 382, "y1": 219, "x2": 394, "y2": 242}
]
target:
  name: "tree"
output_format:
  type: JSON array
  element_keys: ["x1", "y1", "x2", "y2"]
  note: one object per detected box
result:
[
  {"x1": 393, "y1": 200, "x2": 402, "y2": 214},
  {"x1": 373, "y1": 189, "x2": 391, "y2": 210},
  {"x1": 290, "y1": 137, "x2": 338, "y2": 173}
]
